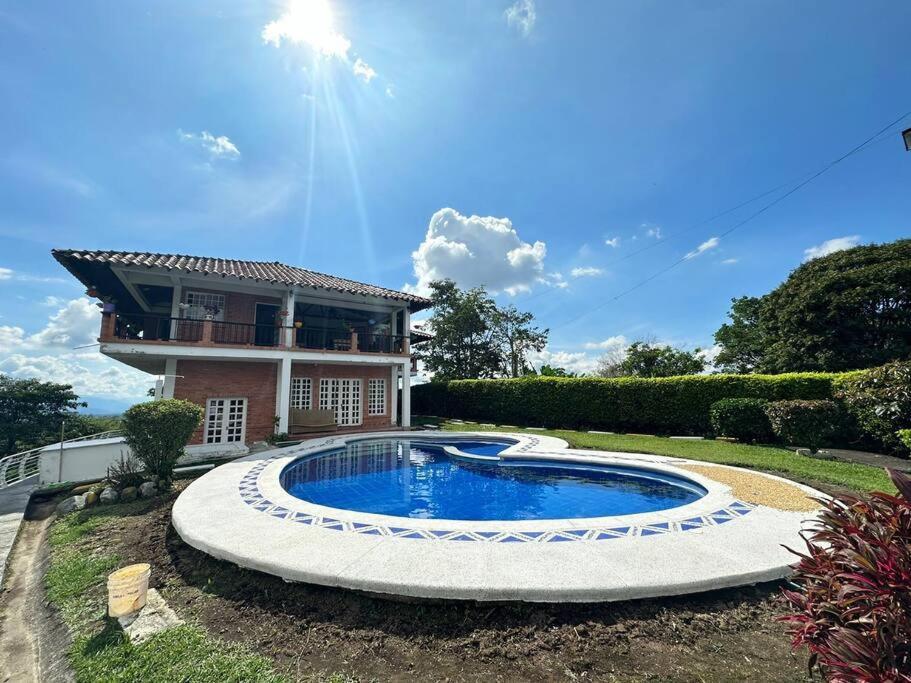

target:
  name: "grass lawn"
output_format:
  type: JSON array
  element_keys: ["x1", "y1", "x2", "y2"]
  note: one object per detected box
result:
[
  {"x1": 436, "y1": 421, "x2": 896, "y2": 493},
  {"x1": 45, "y1": 499, "x2": 289, "y2": 683}
]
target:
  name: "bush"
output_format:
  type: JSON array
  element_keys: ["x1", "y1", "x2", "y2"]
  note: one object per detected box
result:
[
  {"x1": 780, "y1": 468, "x2": 911, "y2": 680},
  {"x1": 840, "y1": 361, "x2": 911, "y2": 456},
  {"x1": 106, "y1": 453, "x2": 145, "y2": 490},
  {"x1": 764, "y1": 400, "x2": 840, "y2": 453},
  {"x1": 899, "y1": 430, "x2": 911, "y2": 450},
  {"x1": 121, "y1": 399, "x2": 203, "y2": 485},
  {"x1": 709, "y1": 398, "x2": 772, "y2": 443},
  {"x1": 413, "y1": 373, "x2": 843, "y2": 435}
]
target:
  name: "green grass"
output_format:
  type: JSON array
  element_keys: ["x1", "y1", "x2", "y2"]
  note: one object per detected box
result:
[
  {"x1": 45, "y1": 503, "x2": 291, "y2": 683},
  {"x1": 441, "y1": 422, "x2": 896, "y2": 493}
]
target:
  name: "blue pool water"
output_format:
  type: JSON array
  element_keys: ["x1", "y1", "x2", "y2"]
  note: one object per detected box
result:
[{"x1": 280, "y1": 438, "x2": 706, "y2": 521}]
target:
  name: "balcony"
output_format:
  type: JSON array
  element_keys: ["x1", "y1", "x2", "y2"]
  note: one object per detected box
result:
[{"x1": 101, "y1": 312, "x2": 409, "y2": 355}]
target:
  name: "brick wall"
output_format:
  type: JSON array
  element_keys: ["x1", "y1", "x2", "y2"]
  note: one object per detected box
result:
[
  {"x1": 182, "y1": 286, "x2": 282, "y2": 325},
  {"x1": 175, "y1": 360, "x2": 279, "y2": 444},
  {"x1": 292, "y1": 363, "x2": 394, "y2": 430},
  {"x1": 174, "y1": 359, "x2": 397, "y2": 445}
]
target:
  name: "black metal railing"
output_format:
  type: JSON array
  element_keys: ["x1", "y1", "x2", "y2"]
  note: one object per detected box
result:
[
  {"x1": 211, "y1": 320, "x2": 282, "y2": 346},
  {"x1": 293, "y1": 327, "x2": 354, "y2": 351},
  {"x1": 113, "y1": 315, "x2": 203, "y2": 343},
  {"x1": 356, "y1": 332, "x2": 406, "y2": 354}
]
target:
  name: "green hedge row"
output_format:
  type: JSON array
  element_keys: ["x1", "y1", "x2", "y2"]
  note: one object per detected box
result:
[{"x1": 413, "y1": 373, "x2": 858, "y2": 435}]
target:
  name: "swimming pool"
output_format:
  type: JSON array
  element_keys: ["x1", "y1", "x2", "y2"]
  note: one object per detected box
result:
[{"x1": 279, "y1": 438, "x2": 707, "y2": 521}]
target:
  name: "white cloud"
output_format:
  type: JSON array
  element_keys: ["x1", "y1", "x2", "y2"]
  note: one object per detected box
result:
[
  {"x1": 385, "y1": 85, "x2": 395, "y2": 99},
  {"x1": 605, "y1": 237, "x2": 620, "y2": 248},
  {"x1": 505, "y1": 0, "x2": 536, "y2": 36},
  {"x1": 643, "y1": 224, "x2": 662, "y2": 239},
  {"x1": 684, "y1": 236, "x2": 720, "y2": 260},
  {"x1": 698, "y1": 344, "x2": 722, "y2": 372},
  {"x1": 583, "y1": 335, "x2": 629, "y2": 352},
  {"x1": 407, "y1": 208, "x2": 547, "y2": 296},
  {"x1": 41, "y1": 295, "x2": 65, "y2": 307},
  {"x1": 179, "y1": 130, "x2": 240, "y2": 159},
  {"x1": 0, "y1": 267, "x2": 12, "y2": 280},
  {"x1": 570, "y1": 266, "x2": 604, "y2": 278},
  {"x1": 0, "y1": 297, "x2": 152, "y2": 402},
  {"x1": 721, "y1": 258, "x2": 738, "y2": 265},
  {"x1": 352, "y1": 58, "x2": 376, "y2": 83},
  {"x1": 528, "y1": 349, "x2": 600, "y2": 375},
  {"x1": 803, "y1": 235, "x2": 860, "y2": 262}
]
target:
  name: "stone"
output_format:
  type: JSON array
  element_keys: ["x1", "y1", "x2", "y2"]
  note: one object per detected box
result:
[
  {"x1": 84, "y1": 491, "x2": 99, "y2": 507},
  {"x1": 55, "y1": 494, "x2": 86, "y2": 515},
  {"x1": 139, "y1": 481, "x2": 158, "y2": 498},
  {"x1": 117, "y1": 589, "x2": 184, "y2": 645},
  {"x1": 120, "y1": 486, "x2": 138, "y2": 502},
  {"x1": 71, "y1": 483, "x2": 94, "y2": 495},
  {"x1": 100, "y1": 487, "x2": 119, "y2": 504}
]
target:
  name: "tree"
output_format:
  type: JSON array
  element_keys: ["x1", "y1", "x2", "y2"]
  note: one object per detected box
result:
[
  {"x1": 714, "y1": 239, "x2": 911, "y2": 373},
  {"x1": 713, "y1": 296, "x2": 766, "y2": 373},
  {"x1": 0, "y1": 375, "x2": 85, "y2": 456},
  {"x1": 596, "y1": 340, "x2": 705, "y2": 378},
  {"x1": 121, "y1": 399, "x2": 203, "y2": 485},
  {"x1": 418, "y1": 280, "x2": 549, "y2": 381},
  {"x1": 537, "y1": 364, "x2": 576, "y2": 377},
  {"x1": 493, "y1": 305, "x2": 548, "y2": 378}
]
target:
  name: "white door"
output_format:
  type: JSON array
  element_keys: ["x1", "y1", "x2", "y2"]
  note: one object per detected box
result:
[
  {"x1": 205, "y1": 398, "x2": 247, "y2": 444},
  {"x1": 319, "y1": 379, "x2": 362, "y2": 426}
]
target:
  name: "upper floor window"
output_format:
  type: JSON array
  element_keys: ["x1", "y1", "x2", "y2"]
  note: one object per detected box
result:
[{"x1": 184, "y1": 291, "x2": 225, "y2": 321}]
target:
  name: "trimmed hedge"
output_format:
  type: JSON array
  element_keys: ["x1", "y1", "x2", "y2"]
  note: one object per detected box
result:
[
  {"x1": 765, "y1": 399, "x2": 841, "y2": 453},
  {"x1": 709, "y1": 398, "x2": 772, "y2": 443},
  {"x1": 413, "y1": 373, "x2": 845, "y2": 435}
]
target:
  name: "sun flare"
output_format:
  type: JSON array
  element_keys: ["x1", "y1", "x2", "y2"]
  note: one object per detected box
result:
[{"x1": 262, "y1": 0, "x2": 351, "y2": 58}]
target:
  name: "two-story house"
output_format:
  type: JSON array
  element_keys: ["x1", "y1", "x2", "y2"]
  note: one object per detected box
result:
[{"x1": 52, "y1": 249, "x2": 432, "y2": 453}]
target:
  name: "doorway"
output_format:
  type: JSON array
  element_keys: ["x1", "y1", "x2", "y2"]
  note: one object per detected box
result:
[{"x1": 254, "y1": 303, "x2": 280, "y2": 346}]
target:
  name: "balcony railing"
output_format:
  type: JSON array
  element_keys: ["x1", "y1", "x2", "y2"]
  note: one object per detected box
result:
[{"x1": 102, "y1": 313, "x2": 408, "y2": 355}]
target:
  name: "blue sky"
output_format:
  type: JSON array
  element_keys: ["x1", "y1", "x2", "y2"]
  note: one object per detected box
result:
[{"x1": 0, "y1": 0, "x2": 909, "y2": 410}]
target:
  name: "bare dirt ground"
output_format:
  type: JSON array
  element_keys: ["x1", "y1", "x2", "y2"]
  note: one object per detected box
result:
[{"x1": 62, "y1": 484, "x2": 814, "y2": 682}]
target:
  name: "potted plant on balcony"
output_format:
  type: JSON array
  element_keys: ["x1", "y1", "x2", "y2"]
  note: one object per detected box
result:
[{"x1": 293, "y1": 320, "x2": 303, "y2": 329}]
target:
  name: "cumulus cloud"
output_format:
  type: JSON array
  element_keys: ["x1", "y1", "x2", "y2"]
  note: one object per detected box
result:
[
  {"x1": 352, "y1": 58, "x2": 377, "y2": 83},
  {"x1": 605, "y1": 237, "x2": 620, "y2": 248},
  {"x1": 528, "y1": 349, "x2": 600, "y2": 376},
  {"x1": 583, "y1": 335, "x2": 629, "y2": 352},
  {"x1": 0, "y1": 297, "x2": 152, "y2": 401},
  {"x1": 570, "y1": 266, "x2": 604, "y2": 278},
  {"x1": 407, "y1": 208, "x2": 547, "y2": 296},
  {"x1": 803, "y1": 235, "x2": 860, "y2": 262},
  {"x1": 0, "y1": 267, "x2": 11, "y2": 280},
  {"x1": 179, "y1": 130, "x2": 241, "y2": 159},
  {"x1": 505, "y1": 0, "x2": 536, "y2": 36},
  {"x1": 684, "y1": 236, "x2": 720, "y2": 260}
]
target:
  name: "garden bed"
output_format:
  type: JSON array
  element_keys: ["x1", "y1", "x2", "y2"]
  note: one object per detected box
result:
[{"x1": 42, "y1": 483, "x2": 814, "y2": 682}]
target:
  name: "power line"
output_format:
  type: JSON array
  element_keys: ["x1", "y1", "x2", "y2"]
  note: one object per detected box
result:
[{"x1": 550, "y1": 110, "x2": 911, "y2": 332}]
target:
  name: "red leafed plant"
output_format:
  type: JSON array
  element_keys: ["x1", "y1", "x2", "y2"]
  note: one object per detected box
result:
[{"x1": 780, "y1": 468, "x2": 911, "y2": 682}]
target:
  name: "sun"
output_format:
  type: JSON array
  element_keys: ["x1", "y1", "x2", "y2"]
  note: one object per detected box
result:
[{"x1": 262, "y1": 0, "x2": 351, "y2": 58}]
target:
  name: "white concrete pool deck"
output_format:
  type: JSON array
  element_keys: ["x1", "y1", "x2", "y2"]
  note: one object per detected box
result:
[{"x1": 172, "y1": 431, "x2": 823, "y2": 602}]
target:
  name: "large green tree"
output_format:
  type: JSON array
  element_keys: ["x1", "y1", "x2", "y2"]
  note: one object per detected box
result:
[
  {"x1": 714, "y1": 239, "x2": 911, "y2": 373},
  {"x1": 418, "y1": 280, "x2": 548, "y2": 380},
  {"x1": 0, "y1": 375, "x2": 85, "y2": 456},
  {"x1": 597, "y1": 340, "x2": 705, "y2": 378}
]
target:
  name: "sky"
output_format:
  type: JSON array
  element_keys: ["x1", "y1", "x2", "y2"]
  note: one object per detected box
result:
[{"x1": 0, "y1": 0, "x2": 909, "y2": 412}]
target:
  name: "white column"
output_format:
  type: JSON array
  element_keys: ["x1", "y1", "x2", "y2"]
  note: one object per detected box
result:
[
  {"x1": 276, "y1": 356, "x2": 292, "y2": 433},
  {"x1": 401, "y1": 360, "x2": 411, "y2": 428},
  {"x1": 390, "y1": 365, "x2": 398, "y2": 426},
  {"x1": 162, "y1": 358, "x2": 177, "y2": 399},
  {"x1": 169, "y1": 282, "x2": 182, "y2": 340},
  {"x1": 282, "y1": 289, "x2": 296, "y2": 348}
]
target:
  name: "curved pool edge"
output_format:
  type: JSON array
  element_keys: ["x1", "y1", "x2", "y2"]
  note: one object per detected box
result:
[{"x1": 172, "y1": 430, "x2": 825, "y2": 603}]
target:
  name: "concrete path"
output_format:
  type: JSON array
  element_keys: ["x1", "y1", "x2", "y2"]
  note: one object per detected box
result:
[
  {"x1": 822, "y1": 448, "x2": 911, "y2": 473},
  {"x1": 0, "y1": 481, "x2": 36, "y2": 590}
]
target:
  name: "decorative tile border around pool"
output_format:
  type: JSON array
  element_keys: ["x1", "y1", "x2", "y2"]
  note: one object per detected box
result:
[{"x1": 238, "y1": 451, "x2": 756, "y2": 544}]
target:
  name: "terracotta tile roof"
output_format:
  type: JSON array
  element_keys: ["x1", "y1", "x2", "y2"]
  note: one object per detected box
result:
[{"x1": 52, "y1": 249, "x2": 432, "y2": 310}]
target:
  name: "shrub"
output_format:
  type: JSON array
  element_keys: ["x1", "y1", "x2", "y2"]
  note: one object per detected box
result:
[
  {"x1": 840, "y1": 361, "x2": 911, "y2": 456},
  {"x1": 121, "y1": 399, "x2": 203, "y2": 485},
  {"x1": 709, "y1": 398, "x2": 772, "y2": 443},
  {"x1": 413, "y1": 373, "x2": 843, "y2": 435},
  {"x1": 764, "y1": 400, "x2": 840, "y2": 453},
  {"x1": 899, "y1": 430, "x2": 911, "y2": 450},
  {"x1": 106, "y1": 453, "x2": 145, "y2": 490},
  {"x1": 780, "y1": 468, "x2": 911, "y2": 681}
]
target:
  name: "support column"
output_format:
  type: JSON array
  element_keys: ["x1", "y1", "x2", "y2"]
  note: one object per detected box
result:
[
  {"x1": 276, "y1": 357, "x2": 292, "y2": 433},
  {"x1": 390, "y1": 365, "x2": 398, "y2": 426},
  {"x1": 401, "y1": 360, "x2": 411, "y2": 428},
  {"x1": 162, "y1": 359, "x2": 177, "y2": 399},
  {"x1": 282, "y1": 290, "x2": 296, "y2": 348},
  {"x1": 169, "y1": 282, "x2": 182, "y2": 340}
]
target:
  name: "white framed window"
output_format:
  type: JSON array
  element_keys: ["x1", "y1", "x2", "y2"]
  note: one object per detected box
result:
[
  {"x1": 184, "y1": 291, "x2": 225, "y2": 321},
  {"x1": 290, "y1": 377, "x2": 312, "y2": 410},
  {"x1": 368, "y1": 378, "x2": 386, "y2": 415},
  {"x1": 319, "y1": 378, "x2": 362, "y2": 426},
  {"x1": 205, "y1": 398, "x2": 246, "y2": 444}
]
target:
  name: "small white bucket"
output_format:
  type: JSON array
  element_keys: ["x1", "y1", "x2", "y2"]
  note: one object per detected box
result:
[{"x1": 107, "y1": 563, "x2": 151, "y2": 617}]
